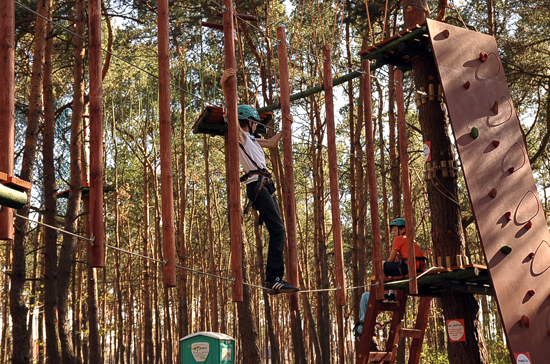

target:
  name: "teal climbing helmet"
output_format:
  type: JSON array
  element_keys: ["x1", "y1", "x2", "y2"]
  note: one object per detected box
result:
[
  {"x1": 389, "y1": 218, "x2": 406, "y2": 228},
  {"x1": 238, "y1": 105, "x2": 260, "y2": 122}
]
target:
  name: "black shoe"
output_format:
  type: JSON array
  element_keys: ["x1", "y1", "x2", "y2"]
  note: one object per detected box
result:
[
  {"x1": 387, "y1": 293, "x2": 397, "y2": 303},
  {"x1": 381, "y1": 294, "x2": 390, "y2": 303},
  {"x1": 265, "y1": 278, "x2": 300, "y2": 295}
]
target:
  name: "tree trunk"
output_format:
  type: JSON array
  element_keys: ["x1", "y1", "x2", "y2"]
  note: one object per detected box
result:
[
  {"x1": 236, "y1": 232, "x2": 261, "y2": 364},
  {"x1": 10, "y1": 0, "x2": 50, "y2": 361},
  {"x1": 402, "y1": 1, "x2": 488, "y2": 363},
  {"x1": 57, "y1": 0, "x2": 85, "y2": 362},
  {"x1": 143, "y1": 166, "x2": 154, "y2": 364},
  {"x1": 311, "y1": 98, "x2": 330, "y2": 364},
  {"x1": 43, "y1": 4, "x2": 61, "y2": 360}
]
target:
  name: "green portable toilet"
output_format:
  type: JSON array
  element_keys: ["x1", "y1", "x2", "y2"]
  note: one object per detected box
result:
[{"x1": 180, "y1": 332, "x2": 235, "y2": 364}]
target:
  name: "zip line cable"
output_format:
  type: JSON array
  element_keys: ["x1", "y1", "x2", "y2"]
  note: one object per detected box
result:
[{"x1": 14, "y1": 1, "x2": 211, "y2": 105}]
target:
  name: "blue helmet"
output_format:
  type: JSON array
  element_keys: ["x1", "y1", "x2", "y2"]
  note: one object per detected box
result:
[
  {"x1": 237, "y1": 105, "x2": 260, "y2": 122},
  {"x1": 389, "y1": 218, "x2": 406, "y2": 228}
]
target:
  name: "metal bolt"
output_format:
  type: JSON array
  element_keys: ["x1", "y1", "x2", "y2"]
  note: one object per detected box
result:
[
  {"x1": 442, "y1": 29, "x2": 450, "y2": 38},
  {"x1": 488, "y1": 188, "x2": 497, "y2": 198}
]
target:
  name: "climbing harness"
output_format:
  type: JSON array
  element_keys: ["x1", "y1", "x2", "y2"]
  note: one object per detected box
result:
[{"x1": 239, "y1": 142, "x2": 276, "y2": 215}]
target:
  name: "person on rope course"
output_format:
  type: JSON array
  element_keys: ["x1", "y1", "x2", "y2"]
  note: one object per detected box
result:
[
  {"x1": 221, "y1": 68, "x2": 299, "y2": 295},
  {"x1": 382, "y1": 217, "x2": 426, "y2": 303}
]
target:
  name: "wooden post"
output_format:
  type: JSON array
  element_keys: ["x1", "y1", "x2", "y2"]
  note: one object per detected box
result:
[
  {"x1": 362, "y1": 59, "x2": 385, "y2": 300},
  {"x1": 157, "y1": 0, "x2": 176, "y2": 287},
  {"x1": 88, "y1": 0, "x2": 104, "y2": 267},
  {"x1": 396, "y1": 69, "x2": 418, "y2": 294},
  {"x1": 276, "y1": 26, "x2": 299, "y2": 311},
  {"x1": 0, "y1": 0, "x2": 16, "y2": 240},
  {"x1": 222, "y1": 0, "x2": 243, "y2": 302},
  {"x1": 323, "y1": 45, "x2": 347, "y2": 306}
]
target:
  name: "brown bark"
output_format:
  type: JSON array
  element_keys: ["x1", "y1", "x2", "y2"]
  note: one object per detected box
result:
[
  {"x1": 143, "y1": 166, "x2": 153, "y2": 364},
  {"x1": 177, "y1": 68, "x2": 189, "y2": 344},
  {"x1": 0, "y1": 0, "x2": 15, "y2": 240},
  {"x1": 388, "y1": 66, "x2": 401, "y2": 218},
  {"x1": 311, "y1": 97, "x2": 330, "y2": 364},
  {"x1": 43, "y1": 1, "x2": 61, "y2": 360},
  {"x1": 402, "y1": 1, "x2": 488, "y2": 362},
  {"x1": 57, "y1": 0, "x2": 85, "y2": 362},
  {"x1": 236, "y1": 232, "x2": 261, "y2": 364},
  {"x1": 10, "y1": 0, "x2": 50, "y2": 360}
]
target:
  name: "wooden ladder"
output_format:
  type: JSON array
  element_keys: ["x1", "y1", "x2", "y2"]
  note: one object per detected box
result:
[{"x1": 356, "y1": 285, "x2": 432, "y2": 364}]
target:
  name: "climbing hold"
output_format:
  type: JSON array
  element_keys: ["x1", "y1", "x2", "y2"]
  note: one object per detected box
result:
[
  {"x1": 442, "y1": 29, "x2": 450, "y2": 38},
  {"x1": 492, "y1": 140, "x2": 500, "y2": 148},
  {"x1": 505, "y1": 211, "x2": 512, "y2": 220},
  {"x1": 492, "y1": 101, "x2": 499, "y2": 114},
  {"x1": 479, "y1": 52, "x2": 489, "y2": 62},
  {"x1": 463, "y1": 81, "x2": 471, "y2": 89},
  {"x1": 520, "y1": 315, "x2": 530, "y2": 328},
  {"x1": 525, "y1": 220, "x2": 533, "y2": 230},
  {"x1": 500, "y1": 245, "x2": 512, "y2": 255},
  {"x1": 489, "y1": 188, "x2": 497, "y2": 199},
  {"x1": 470, "y1": 127, "x2": 480, "y2": 139},
  {"x1": 527, "y1": 289, "x2": 535, "y2": 296},
  {"x1": 508, "y1": 167, "x2": 515, "y2": 174}
]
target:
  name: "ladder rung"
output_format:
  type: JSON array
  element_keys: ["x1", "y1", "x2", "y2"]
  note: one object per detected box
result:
[
  {"x1": 378, "y1": 301, "x2": 401, "y2": 312},
  {"x1": 401, "y1": 328, "x2": 422, "y2": 338},
  {"x1": 368, "y1": 352, "x2": 391, "y2": 361}
]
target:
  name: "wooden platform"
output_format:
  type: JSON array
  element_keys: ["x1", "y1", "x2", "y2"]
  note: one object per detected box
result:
[
  {"x1": 358, "y1": 22, "x2": 430, "y2": 71},
  {"x1": 191, "y1": 105, "x2": 272, "y2": 136},
  {"x1": 0, "y1": 171, "x2": 32, "y2": 191},
  {"x1": 382, "y1": 264, "x2": 493, "y2": 296},
  {"x1": 57, "y1": 182, "x2": 116, "y2": 199}
]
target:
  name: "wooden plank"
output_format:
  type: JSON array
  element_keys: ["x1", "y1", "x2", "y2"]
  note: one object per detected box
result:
[
  {"x1": 368, "y1": 352, "x2": 391, "y2": 361},
  {"x1": 400, "y1": 328, "x2": 422, "y2": 338},
  {"x1": 3, "y1": 176, "x2": 32, "y2": 191}
]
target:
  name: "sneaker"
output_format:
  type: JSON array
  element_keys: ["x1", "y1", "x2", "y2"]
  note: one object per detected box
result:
[
  {"x1": 387, "y1": 293, "x2": 397, "y2": 303},
  {"x1": 265, "y1": 277, "x2": 300, "y2": 295},
  {"x1": 381, "y1": 294, "x2": 390, "y2": 303}
]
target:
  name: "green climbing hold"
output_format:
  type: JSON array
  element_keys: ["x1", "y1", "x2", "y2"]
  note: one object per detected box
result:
[
  {"x1": 470, "y1": 127, "x2": 480, "y2": 139},
  {"x1": 500, "y1": 245, "x2": 512, "y2": 255}
]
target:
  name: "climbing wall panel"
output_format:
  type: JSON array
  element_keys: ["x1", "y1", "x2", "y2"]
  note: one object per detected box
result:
[{"x1": 427, "y1": 19, "x2": 550, "y2": 363}]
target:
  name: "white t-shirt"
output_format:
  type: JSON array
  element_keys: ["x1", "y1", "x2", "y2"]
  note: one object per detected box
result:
[{"x1": 239, "y1": 133, "x2": 267, "y2": 184}]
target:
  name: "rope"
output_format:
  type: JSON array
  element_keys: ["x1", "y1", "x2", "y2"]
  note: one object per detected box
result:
[
  {"x1": 14, "y1": 213, "x2": 94, "y2": 242},
  {"x1": 106, "y1": 243, "x2": 167, "y2": 265},
  {"x1": 14, "y1": 1, "x2": 210, "y2": 105}
]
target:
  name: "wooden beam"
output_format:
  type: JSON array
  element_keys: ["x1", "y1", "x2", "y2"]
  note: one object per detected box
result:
[
  {"x1": 323, "y1": 45, "x2": 347, "y2": 306},
  {"x1": 362, "y1": 59, "x2": 385, "y2": 301},
  {"x1": 222, "y1": 0, "x2": 243, "y2": 302},
  {"x1": 276, "y1": 26, "x2": 299, "y2": 311},
  {"x1": 157, "y1": 0, "x2": 176, "y2": 287},
  {"x1": 88, "y1": 0, "x2": 104, "y2": 267},
  {"x1": 0, "y1": 0, "x2": 15, "y2": 240}
]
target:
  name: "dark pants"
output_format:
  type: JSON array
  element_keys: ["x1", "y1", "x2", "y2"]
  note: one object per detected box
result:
[
  {"x1": 384, "y1": 260, "x2": 408, "y2": 277},
  {"x1": 247, "y1": 181, "x2": 286, "y2": 282}
]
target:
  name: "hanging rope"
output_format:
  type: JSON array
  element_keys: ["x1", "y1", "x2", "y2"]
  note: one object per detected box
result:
[{"x1": 363, "y1": 0, "x2": 375, "y2": 45}]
